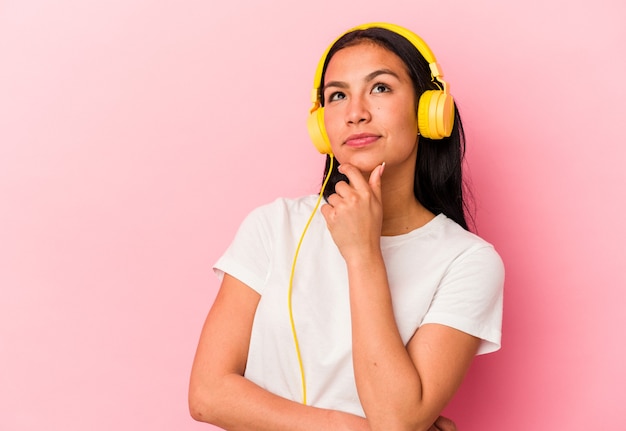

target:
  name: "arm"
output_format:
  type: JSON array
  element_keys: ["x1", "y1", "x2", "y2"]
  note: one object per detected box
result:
[
  {"x1": 347, "y1": 254, "x2": 478, "y2": 431},
  {"x1": 188, "y1": 273, "x2": 370, "y2": 431},
  {"x1": 321, "y1": 164, "x2": 478, "y2": 431}
]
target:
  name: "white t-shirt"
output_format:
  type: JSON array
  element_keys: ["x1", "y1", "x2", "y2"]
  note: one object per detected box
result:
[{"x1": 214, "y1": 195, "x2": 504, "y2": 417}]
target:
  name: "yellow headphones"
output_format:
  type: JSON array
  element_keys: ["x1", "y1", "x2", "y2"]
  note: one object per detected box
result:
[{"x1": 306, "y1": 22, "x2": 456, "y2": 155}]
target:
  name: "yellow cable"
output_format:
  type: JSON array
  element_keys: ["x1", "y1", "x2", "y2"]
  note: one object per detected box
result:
[{"x1": 288, "y1": 155, "x2": 334, "y2": 405}]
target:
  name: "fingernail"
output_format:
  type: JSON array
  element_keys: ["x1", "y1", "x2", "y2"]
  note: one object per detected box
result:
[{"x1": 380, "y1": 162, "x2": 386, "y2": 176}]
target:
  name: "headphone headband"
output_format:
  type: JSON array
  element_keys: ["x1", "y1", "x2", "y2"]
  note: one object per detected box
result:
[{"x1": 310, "y1": 22, "x2": 447, "y2": 109}]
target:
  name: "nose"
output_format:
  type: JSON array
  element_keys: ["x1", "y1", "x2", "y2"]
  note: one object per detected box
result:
[{"x1": 346, "y1": 95, "x2": 371, "y2": 125}]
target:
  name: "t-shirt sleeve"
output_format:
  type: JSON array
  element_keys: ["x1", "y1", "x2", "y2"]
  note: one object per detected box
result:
[
  {"x1": 213, "y1": 206, "x2": 273, "y2": 295},
  {"x1": 421, "y1": 244, "x2": 505, "y2": 355}
]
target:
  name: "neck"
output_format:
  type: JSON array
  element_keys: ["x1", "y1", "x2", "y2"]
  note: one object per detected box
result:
[{"x1": 380, "y1": 175, "x2": 434, "y2": 236}]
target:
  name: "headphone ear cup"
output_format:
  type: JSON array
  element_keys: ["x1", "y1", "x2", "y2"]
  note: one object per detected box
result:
[
  {"x1": 307, "y1": 107, "x2": 333, "y2": 155},
  {"x1": 417, "y1": 90, "x2": 455, "y2": 140}
]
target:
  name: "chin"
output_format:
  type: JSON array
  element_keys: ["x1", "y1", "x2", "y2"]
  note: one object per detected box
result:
[{"x1": 336, "y1": 155, "x2": 382, "y2": 173}]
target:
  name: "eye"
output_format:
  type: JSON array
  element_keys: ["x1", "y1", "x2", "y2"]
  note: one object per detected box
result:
[
  {"x1": 327, "y1": 91, "x2": 346, "y2": 102},
  {"x1": 372, "y1": 83, "x2": 390, "y2": 94}
]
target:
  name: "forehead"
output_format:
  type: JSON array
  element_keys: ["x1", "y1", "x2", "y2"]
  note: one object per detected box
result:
[{"x1": 324, "y1": 41, "x2": 408, "y2": 81}]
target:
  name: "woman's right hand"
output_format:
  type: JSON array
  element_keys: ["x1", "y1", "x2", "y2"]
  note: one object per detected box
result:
[
  {"x1": 428, "y1": 415, "x2": 458, "y2": 431},
  {"x1": 333, "y1": 411, "x2": 456, "y2": 431}
]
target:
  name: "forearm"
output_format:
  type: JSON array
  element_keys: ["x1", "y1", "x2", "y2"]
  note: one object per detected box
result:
[
  {"x1": 190, "y1": 372, "x2": 369, "y2": 431},
  {"x1": 346, "y1": 251, "x2": 434, "y2": 431},
  {"x1": 189, "y1": 274, "x2": 370, "y2": 431}
]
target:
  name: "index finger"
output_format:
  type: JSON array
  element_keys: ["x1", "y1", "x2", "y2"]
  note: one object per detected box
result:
[{"x1": 337, "y1": 163, "x2": 369, "y2": 190}]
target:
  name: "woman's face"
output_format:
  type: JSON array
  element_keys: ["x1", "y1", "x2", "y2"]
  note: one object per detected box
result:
[{"x1": 323, "y1": 41, "x2": 419, "y2": 176}]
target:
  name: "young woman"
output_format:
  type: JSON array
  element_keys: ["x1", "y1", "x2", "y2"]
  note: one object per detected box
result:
[{"x1": 189, "y1": 23, "x2": 504, "y2": 431}]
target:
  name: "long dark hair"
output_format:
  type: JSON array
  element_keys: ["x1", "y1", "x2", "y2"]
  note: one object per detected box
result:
[{"x1": 319, "y1": 27, "x2": 473, "y2": 231}]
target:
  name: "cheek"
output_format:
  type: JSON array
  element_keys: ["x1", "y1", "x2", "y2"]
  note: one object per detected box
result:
[
  {"x1": 397, "y1": 109, "x2": 419, "y2": 136},
  {"x1": 390, "y1": 115, "x2": 420, "y2": 153},
  {"x1": 383, "y1": 107, "x2": 416, "y2": 137}
]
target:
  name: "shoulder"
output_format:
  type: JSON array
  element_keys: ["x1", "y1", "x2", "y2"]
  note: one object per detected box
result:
[
  {"x1": 431, "y1": 216, "x2": 505, "y2": 297},
  {"x1": 434, "y1": 215, "x2": 492, "y2": 245},
  {"x1": 432, "y1": 215, "x2": 501, "y2": 255},
  {"x1": 236, "y1": 195, "x2": 321, "y2": 237},
  {"x1": 438, "y1": 216, "x2": 504, "y2": 275},
  {"x1": 397, "y1": 214, "x2": 504, "y2": 280},
  {"x1": 382, "y1": 214, "x2": 505, "y2": 287},
  {"x1": 244, "y1": 195, "x2": 320, "y2": 222},
  {"x1": 386, "y1": 214, "x2": 500, "y2": 257}
]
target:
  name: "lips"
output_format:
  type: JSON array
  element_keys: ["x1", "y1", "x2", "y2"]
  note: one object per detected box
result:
[{"x1": 344, "y1": 133, "x2": 379, "y2": 148}]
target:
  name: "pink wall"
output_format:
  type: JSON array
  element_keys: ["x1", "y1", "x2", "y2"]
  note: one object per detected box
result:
[{"x1": 1, "y1": 1, "x2": 624, "y2": 429}]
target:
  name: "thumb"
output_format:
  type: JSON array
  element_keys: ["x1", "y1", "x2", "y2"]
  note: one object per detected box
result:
[{"x1": 368, "y1": 162, "x2": 385, "y2": 202}]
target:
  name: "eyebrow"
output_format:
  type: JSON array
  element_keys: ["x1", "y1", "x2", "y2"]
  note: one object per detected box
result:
[{"x1": 323, "y1": 68, "x2": 400, "y2": 93}]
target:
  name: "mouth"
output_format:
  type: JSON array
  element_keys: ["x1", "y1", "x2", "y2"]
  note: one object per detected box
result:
[{"x1": 344, "y1": 133, "x2": 380, "y2": 148}]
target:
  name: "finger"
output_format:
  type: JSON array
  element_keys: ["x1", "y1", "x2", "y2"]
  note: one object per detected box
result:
[
  {"x1": 333, "y1": 180, "x2": 350, "y2": 198},
  {"x1": 320, "y1": 202, "x2": 333, "y2": 221},
  {"x1": 433, "y1": 416, "x2": 457, "y2": 431},
  {"x1": 326, "y1": 192, "x2": 341, "y2": 207},
  {"x1": 337, "y1": 164, "x2": 369, "y2": 190},
  {"x1": 368, "y1": 162, "x2": 385, "y2": 203}
]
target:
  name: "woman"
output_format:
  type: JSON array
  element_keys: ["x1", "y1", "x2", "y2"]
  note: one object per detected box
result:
[{"x1": 189, "y1": 23, "x2": 504, "y2": 431}]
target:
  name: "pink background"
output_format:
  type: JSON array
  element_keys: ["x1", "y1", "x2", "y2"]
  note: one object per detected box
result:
[{"x1": 1, "y1": 0, "x2": 625, "y2": 429}]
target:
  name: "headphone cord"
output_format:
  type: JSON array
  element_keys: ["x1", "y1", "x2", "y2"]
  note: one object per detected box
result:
[{"x1": 288, "y1": 154, "x2": 334, "y2": 405}]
